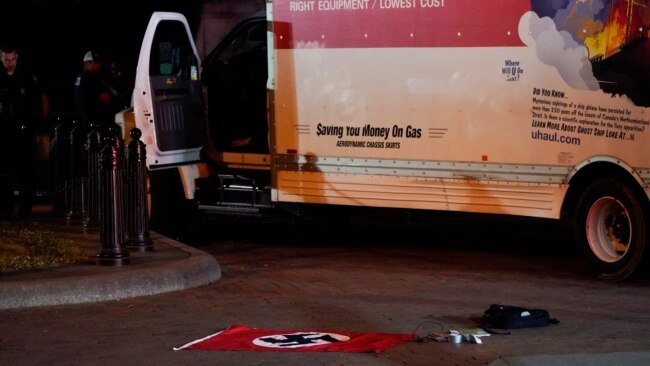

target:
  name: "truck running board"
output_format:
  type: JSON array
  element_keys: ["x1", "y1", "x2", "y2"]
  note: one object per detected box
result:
[{"x1": 195, "y1": 174, "x2": 272, "y2": 216}]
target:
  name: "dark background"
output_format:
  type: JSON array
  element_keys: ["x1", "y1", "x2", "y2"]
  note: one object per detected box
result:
[{"x1": 0, "y1": 0, "x2": 204, "y2": 114}]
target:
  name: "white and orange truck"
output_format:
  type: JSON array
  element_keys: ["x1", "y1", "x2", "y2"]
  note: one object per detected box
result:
[{"x1": 122, "y1": 0, "x2": 650, "y2": 281}]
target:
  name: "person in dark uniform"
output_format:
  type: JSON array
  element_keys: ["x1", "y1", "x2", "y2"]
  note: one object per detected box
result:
[
  {"x1": 0, "y1": 44, "x2": 50, "y2": 218},
  {"x1": 74, "y1": 50, "x2": 113, "y2": 128}
]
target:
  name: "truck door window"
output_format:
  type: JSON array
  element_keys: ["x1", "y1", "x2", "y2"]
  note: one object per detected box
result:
[
  {"x1": 150, "y1": 21, "x2": 198, "y2": 79},
  {"x1": 147, "y1": 19, "x2": 202, "y2": 153}
]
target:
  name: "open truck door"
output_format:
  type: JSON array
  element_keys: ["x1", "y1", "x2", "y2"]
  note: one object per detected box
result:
[
  {"x1": 129, "y1": 12, "x2": 204, "y2": 240},
  {"x1": 132, "y1": 12, "x2": 203, "y2": 170}
]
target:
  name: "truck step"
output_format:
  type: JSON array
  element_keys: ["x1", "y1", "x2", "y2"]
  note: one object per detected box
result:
[{"x1": 195, "y1": 174, "x2": 272, "y2": 214}]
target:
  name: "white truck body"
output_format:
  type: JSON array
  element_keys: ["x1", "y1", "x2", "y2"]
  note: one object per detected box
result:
[{"x1": 131, "y1": 1, "x2": 650, "y2": 280}]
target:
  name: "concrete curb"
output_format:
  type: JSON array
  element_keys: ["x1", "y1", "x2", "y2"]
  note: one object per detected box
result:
[{"x1": 0, "y1": 232, "x2": 221, "y2": 310}]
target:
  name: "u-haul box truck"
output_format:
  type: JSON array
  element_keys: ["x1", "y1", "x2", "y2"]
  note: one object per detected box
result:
[{"x1": 126, "y1": 1, "x2": 650, "y2": 281}]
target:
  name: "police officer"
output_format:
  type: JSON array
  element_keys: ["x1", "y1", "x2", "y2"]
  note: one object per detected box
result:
[
  {"x1": 74, "y1": 50, "x2": 113, "y2": 128},
  {"x1": 0, "y1": 44, "x2": 49, "y2": 218}
]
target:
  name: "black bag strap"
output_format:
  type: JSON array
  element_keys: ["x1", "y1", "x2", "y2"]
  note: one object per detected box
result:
[{"x1": 485, "y1": 328, "x2": 511, "y2": 335}]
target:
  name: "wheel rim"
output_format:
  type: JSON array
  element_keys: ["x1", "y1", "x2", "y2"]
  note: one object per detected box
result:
[{"x1": 585, "y1": 197, "x2": 631, "y2": 263}]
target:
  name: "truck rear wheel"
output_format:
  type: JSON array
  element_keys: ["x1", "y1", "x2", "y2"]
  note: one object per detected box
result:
[{"x1": 573, "y1": 178, "x2": 647, "y2": 281}]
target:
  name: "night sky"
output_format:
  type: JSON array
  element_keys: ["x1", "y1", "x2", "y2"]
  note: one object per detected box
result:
[{"x1": 0, "y1": 0, "x2": 203, "y2": 114}]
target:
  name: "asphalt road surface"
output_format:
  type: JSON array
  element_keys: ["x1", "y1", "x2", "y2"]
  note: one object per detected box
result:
[{"x1": 2, "y1": 211, "x2": 650, "y2": 365}]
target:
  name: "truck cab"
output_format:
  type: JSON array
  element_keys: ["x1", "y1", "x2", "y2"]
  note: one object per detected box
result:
[{"x1": 123, "y1": 11, "x2": 277, "y2": 237}]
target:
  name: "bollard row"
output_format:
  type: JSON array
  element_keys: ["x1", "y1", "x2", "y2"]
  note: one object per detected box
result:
[{"x1": 51, "y1": 118, "x2": 153, "y2": 266}]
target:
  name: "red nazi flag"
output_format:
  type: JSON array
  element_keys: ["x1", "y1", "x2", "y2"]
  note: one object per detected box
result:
[{"x1": 174, "y1": 324, "x2": 415, "y2": 353}]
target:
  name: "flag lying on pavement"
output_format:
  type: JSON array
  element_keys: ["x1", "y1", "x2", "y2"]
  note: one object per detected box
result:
[{"x1": 174, "y1": 324, "x2": 415, "y2": 353}]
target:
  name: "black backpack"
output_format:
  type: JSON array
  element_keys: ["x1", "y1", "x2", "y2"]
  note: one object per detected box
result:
[{"x1": 481, "y1": 304, "x2": 559, "y2": 332}]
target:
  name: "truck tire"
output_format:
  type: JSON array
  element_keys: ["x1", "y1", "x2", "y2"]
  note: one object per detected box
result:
[{"x1": 573, "y1": 178, "x2": 647, "y2": 281}]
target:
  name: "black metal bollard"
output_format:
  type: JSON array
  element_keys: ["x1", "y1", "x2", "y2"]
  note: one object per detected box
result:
[
  {"x1": 125, "y1": 128, "x2": 153, "y2": 252},
  {"x1": 83, "y1": 122, "x2": 102, "y2": 228},
  {"x1": 66, "y1": 120, "x2": 88, "y2": 224},
  {"x1": 96, "y1": 132, "x2": 130, "y2": 266}
]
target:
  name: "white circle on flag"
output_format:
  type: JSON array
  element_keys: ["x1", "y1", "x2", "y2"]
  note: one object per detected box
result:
[{"x1": 252, "y1": 332, "x2": 350, "y2": 349}]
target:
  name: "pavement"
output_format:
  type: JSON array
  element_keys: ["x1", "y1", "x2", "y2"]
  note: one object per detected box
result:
[
  {"x1": 2, "y1": 205, "x2": 649, "y2": 366},
  {"x1": 0, "y1": 204, "x2": 221, "y2": 310}
]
